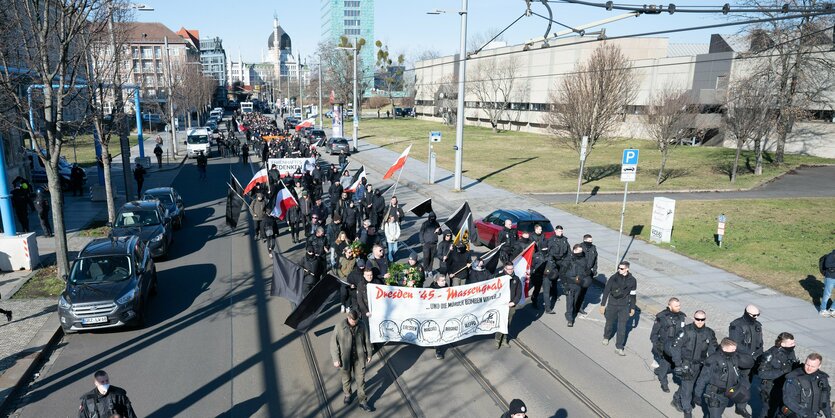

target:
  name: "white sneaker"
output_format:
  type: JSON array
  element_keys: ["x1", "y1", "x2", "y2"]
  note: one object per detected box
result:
[
  {"x1": 602, "y1": 339, "x2": 610, "y2": 346},
  {"x1": 651, "y1": 360, "x2": 659, "y2": 370}
]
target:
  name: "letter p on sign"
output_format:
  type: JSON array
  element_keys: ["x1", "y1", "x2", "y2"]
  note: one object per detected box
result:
[{"x1": 622, "y1": 149, "x2": 639, "y2": 165}]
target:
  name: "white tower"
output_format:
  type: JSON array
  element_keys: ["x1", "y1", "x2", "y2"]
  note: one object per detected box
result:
[{"x1": 273, "y1": 13, "x2": 281, "y2": 104}]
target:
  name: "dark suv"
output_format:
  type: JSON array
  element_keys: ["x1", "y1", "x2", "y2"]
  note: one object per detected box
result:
[
  {"x1": 109, "y1": 200, "x2": 173, "y2": 258},
  {"x1": 58, "y1": 236, "x2": 158, "y2": 333}
]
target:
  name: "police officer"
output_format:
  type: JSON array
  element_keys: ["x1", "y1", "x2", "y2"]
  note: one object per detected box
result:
[
  {"x1": 757, "y1": 332, "x2": 800, "y2": 418},
  {"x1": 302, "y1": 244, "x2": 323, "y2": 295},
  {"x1": 34, "y1": 188, "x2": 52, "y2": 237},
  {"x1": 153, "y1": 142, "x2": 163, "y2": 168},
  {"x1": 577, "y1": 234, "x2": 598, "y2": 314},
  {"x1": 561, "y1": 244, "x2": 590, "y2": 327},
  {"x1": 78, "y1": 370, "x2": 137, "y2": 418},
  {"x1": 495, "y1": 262, "x2": 522, "y2": 349},
  {"x1": 10, "y1": 184, "x2": 31, "y2": 233},
  {"x1": 729, "y1": 304, "x2": 764, "y2": 383},
  {"x1": 549, "y1": 225, "x2": 571, "y2": 303},
  {"x1": 695, "y1": 338, "x2": 755, "y2": 418},
  {"x1": 671, "y1": 310, "x2": 718, "y2": 418},
  {"x1": 780, "y1": 353, "x2": 831, "y2": 418},
  {"x1": 599, "y1": 261, "x2": 637, "y2": 356},
  {"x1": 530, "y1": 223, "x2": 552, "y2": 307},
  {"x1": 330, "y1": 309, "x2": 373, "y2": 411},
  {"x1": 651, "y1": 297, "x2": 687, "y2": 393},
  {"x1": 133, "y1": 163, "x2": 146, "y2": 196}
]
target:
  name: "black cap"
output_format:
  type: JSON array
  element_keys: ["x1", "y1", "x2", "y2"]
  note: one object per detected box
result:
[{"x1": 508, "y1": 399, "x2": 527, "y2": 415}]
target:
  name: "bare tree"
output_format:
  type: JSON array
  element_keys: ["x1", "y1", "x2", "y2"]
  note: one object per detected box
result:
[
  {"x1": 467, "y1": 57, "x2": 520, "y2": 132},
  {"x1": 433, "y1": 74, "x2": 458, "y2": 126},
  {"x1": 374, "y1": 40, "x2": 405, "y2": 118},
  {"x1": 723, "y1": 75, "x2": 777, "y2": 182},
  {"x1": 644, "y1": 88, "x2": 694, "y2": 185},
  {"x1": 544, "y1": 43, "x2": 637, "y2": 157},
  {"x1": 0, "y1": 0, "x2": 110, "y2": 276},
  {"x1": 467, "y1": 27, "x2": 506, "y2": 54},
  {"x1": 317, "y1": 37, "x2": 369, "y2": 113},
  {"x1": 741, "y1": 0, "x2": 835, "y2": 163}
]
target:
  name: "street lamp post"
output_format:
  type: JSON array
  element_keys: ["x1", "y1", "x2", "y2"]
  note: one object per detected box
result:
[
  {"x1": 429, "y1": 0, "x2": 468, "y2": 190},
  {"x1": 318, "y1": 61, "x2": 323, "y2": 129},
  {"x1": 336, "y1": 41, "x2": 359, "y2": 150}
]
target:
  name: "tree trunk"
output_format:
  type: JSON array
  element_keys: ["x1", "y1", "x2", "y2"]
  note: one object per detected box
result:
[
  {"x1": 754, "y1": 137, "x2": 764, "y2": 176},
  {"x1": 102, "y1": 141, "x2": 116, "y2": 223},
  {"x1": 656, "y1": 147, "x2": 668, "y2": 185},
  {"x1": 45, "y1": 166, "x2": 70, "y2": 276},
  {"x1": 731, "y1": 142, "x2": 742, "y2": 183}
]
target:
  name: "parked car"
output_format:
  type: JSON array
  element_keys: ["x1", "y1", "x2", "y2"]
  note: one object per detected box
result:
[
  {"x1": 326, "y1": 137, "x2": 351, "y2": 155},
  {"x1": 58, "y1": 236, "x2": 158, "y2": 333},
  {"x1": 300, "y1": 126, "x2": 313, "y2": 138},
  {"x1": 142, "y1": 187, "x2": 185, "y2": 229},
  {"x1": 310, "y1": 129, "x2": 327, "y2": 145},
  {"x1": 325, "y1": 110, "x2": 334, "y2": 118},
  {"x1": 25, "y1": 149, "x2": 86, "y2": 189},
  {"x1": 473, "y1": 209, "x2": 556, "y2": 247},
  {"x1": 109, "y1": 200, "x2": 173, "y2": 258},
  {"x1": 285, "y1": 117, "x2": 298, "y2": 130}
]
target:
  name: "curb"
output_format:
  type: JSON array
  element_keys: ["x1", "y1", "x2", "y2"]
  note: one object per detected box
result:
[{"x1": 0, "y1": 313, "x2": 63, "y2": 415}]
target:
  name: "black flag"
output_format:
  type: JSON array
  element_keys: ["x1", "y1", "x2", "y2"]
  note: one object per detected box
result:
[
  {"x1": 409, "y1": 198, "x2": 433, "y2": 218},
  {"x1": 285, "y1": 274, "x2": 341, "y2": 331},
  {"x1": 225, "y1": 174, "x2": 245, "y2": 228},
  {"x1": 478, "y1": 243, "x2": 504, "y2": 274},
  {"x1": 445, "y1": 202, "x2": 473, "y2": 249},
  {"x1": 270, "y1": 250, "x2": 306, "y2": 305}
]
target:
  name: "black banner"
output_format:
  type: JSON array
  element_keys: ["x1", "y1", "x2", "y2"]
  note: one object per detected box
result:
[
  {"x1": 270, "y1": 250, "x2": 306, "y2": 305},
  {"x1": 409, "y1": 198, "x2": 433, "y2": 218},
  {"x1": 284, "y1": 274, "x2": 341, "y2": 331}
]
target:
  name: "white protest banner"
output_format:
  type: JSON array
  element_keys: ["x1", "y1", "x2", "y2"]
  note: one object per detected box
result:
[
  {"x1": 266, "y1": 158, "x2": 317, "y2": 177},
  {"x1": 366, "y1": 276, "x2": 510, "y2": 347}
]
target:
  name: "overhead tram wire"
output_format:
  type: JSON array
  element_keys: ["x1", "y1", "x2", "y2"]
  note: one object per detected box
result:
[
  {"x1": 549, "y1": 0, "x2": 835, "y2": 14},
  {"x1": 389, "y1": 22, "x2": 835, "y2": 89},
  {"x1": 470, "y1": 12, "x2": 529, "y2": 56},
  {"x1": 351, "y1": 10, "x2": 835, "y2": 87}
]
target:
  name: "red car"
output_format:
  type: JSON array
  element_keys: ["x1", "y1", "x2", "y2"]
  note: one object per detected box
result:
[{"x1": 474, "y1": 209, "x2": 556, "y2": 248}]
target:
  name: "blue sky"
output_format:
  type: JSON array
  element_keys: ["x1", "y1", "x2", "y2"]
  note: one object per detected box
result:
[{"x1": 135, "y1": 1, "x2": 749, "y2": 64}]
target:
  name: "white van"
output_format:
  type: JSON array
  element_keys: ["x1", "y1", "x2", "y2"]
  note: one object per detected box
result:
[
  {"x1": 186, "y1": 128, "x2": 212, "y2": 158},
  {"x1": 240, "y1": 102, "x2": 254, "y2": 114},
  {"x1": 293, "y1": 107, "x2": 302, "y2": 118},
  {"x1": 210, "y1": 109, "x2": 223, "y2": 121}
]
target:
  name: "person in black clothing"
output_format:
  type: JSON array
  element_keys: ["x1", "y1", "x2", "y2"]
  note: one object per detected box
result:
[
  {"x1": 530, "y1": 224, "x2": 553, "y2": 308},
  {"x1": 383, "y1": 196, "x2": 405, "y2": 224},
  {"x1": 437, "y1": 229, "x2": 454, "y2": 266},
  {"x1": 695, "y1": 338, "x2": 755, "y2": 418},
  {"x1": 133, "y1": 164, "x2": 146, "y2": 196},
  {"x1": 69, "y1": 165, "x2": 85, "y2": 196},
  {"x1": 196, "y1": 151, "x2": 208, "y2": 180},
  {"x1": 446, "y1": 244, "x2": 471, "y2": 286},
  {"x1": 430, "y1": 273, "x2": 450, "y2": 359},
  {"x1": 286, "y1": 200, "x2": 303, "y2": 244},
  {"x1": 599, "y1": 261, "x2": 637, "y2": 355},
  {"x1": 577, "y1": 234, "x2": 598, "y2": 315},
  {"x1": 729, "y1": 305, "x2": 764, "y2": 385},
  {"x1": 302, "y1": 245, "x2": 324, "y2": 296},
  {"x1": 34, "y1": 188, "x2": 52, "y2": 237},
  {"x1": 10, "y1": 185, "x2": 31, "y2": 233},
  {"x1": 78, "y1": 370, "x2": 137, "y2": 418},
  {"x1": 370, "y1": 189, "x2": 386, "y2": 229},
  {"x1": 469, "y1": 258, "x2": 492, "y2": 283},
  {"x1": 755, "y1": 332, "x2": 799, "y2": 418},
  {"x1": 514, "y1": 231, "x2": 533, "y2": 260},
  {"x1": 262, "y1": 214, "x2": 278, "y2": 256},
  {"x1": 497, "y1": 219, "x2": 517, "y2": 264},
  {"x1": 670, "y1": 310, "x2": 718, "y2": 418},
  {"x1": 268, "y1": 164, "x2": 281, "y2": 196},
  {"x1": 420, "y1": 212, "x2": 441, "y2": 271},
  {"x1": 355, "y1": 268, "x2": 383, "y2": 319},
  {"x1": 561, "y1": 244, "x2": 591, "y2": 327},
  {"x1": 495, "y1": 262, "x2": 523, "y2": 349},
  {"x1": 781, "y1": 353, "x2": 831, "y2": 418},
  {"x1": 366, "y1": 244, "x2": 390, "y2": 283},
  {"x1": 338, "y1": 149, "x2": 349, "y2": 168},
  {"x1": 241, "y1": 142, "x2": 249, "y2": 164},
  {"x1": 342, "y1": 200, "x2": 359, "y2": 241},
  {"x1": 651, "y1": 297, "x2": 687, "y2": 393},
  {"x1": 501, "y1": 398, "x2": 528, "y2": 418},
  {"x1": 153, "y1": 143, "x2": 163, "y2": 168}
]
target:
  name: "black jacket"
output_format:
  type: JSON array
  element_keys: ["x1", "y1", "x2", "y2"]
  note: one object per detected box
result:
[
  {"x1": 560, "y1": 253, "x2": 591, "y2": 287},
  {"x1": 78, "y1": 386, "x2": 137, "y2": 418},
  {"x1": 820, "y1": 250, "x2": 835, "y2": 277},
  {"x1": 497, "y1": 227, "x2": 516, "y2": 257},
  {"x1": 579, "y1": 241, "x2": 598, "y2": 276},
  {"x1": 782, "y1": 368, "x2": 832, "y2": 418},
  {"x1": 650, "y1": 308, "x2": 687, "y2": 350},
  {"x1": 420, "y1": 218, "x2": 440, "y2": 245},
  {"x1": 729, "y1": 313, "x2": 764, "y2": 358},
  {"x1": 695, "y1": 351, "x2": 755, "y2": 396},
  {"x1": 550, "y1": 235, "x2": 570, "y2": 262},
  {"x1": 671, "y1": 324, "x2": 717, "y2": 367},
  {"x1": 600, "y1": 272, "x2": 636, "y2": 309},
  {"x1": 445, "y1": 249, "x2": 471, "y2": 281},
  {"x1": 757, "y1": 345, "x2": 799, "y2": 381}
]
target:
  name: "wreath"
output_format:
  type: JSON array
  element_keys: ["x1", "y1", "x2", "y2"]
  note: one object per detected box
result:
[{"x1": 386, "y1": 262, "x2": 424, "y2": 288}]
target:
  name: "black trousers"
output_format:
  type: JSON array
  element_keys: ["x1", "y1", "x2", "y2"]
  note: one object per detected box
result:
[
  {"x1": 673, "y1": 374, "x2": 699, "y2": 414},
  {"x1": 758, "y1": 378, "x2": 780, "y2": 418},
  {"x1": 654, "y1": 348, "x2": 673, "y2": 386},
  {"x1": 422, "y1": 243, "x2": 436, "y2": 272},
  {"x1": 542, "y1": 276, "x2": 559, "y2": 311},
  {"x1": 564, "y1": 283, "x2": 581, "y2": 322},
  {"x1": 38, "y1": 214, "x2": 52, "y2": 236},
  {"x1": 14, "y1": 208, "x2": 29, "y2": 232},
  {"x1": 603, "y1": 304, "x2": 630, "y2": 349}
]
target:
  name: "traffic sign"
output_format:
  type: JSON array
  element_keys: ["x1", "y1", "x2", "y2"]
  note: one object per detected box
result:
[
  {"x1": 430, "y1": 131, "x2": 442, "y2": 142},
  {"x1": 621, "y1": 148, "x2": 639, "y2": 182}
]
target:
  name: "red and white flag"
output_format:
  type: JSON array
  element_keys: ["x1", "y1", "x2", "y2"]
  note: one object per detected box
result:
[
  {"x1": 270, "y1": 182, "x2": 297, "y2": 220},
  {"x1": 382, "y1": 144, "x2": 412, "y2": 180},
  {"x1": 243, "y1": 168, "x2": 269, "y2": 195},
  {"x1": 512, "y1": 242, "x2": 536, "y2": 305},
  {"x1": 344, "y1": 166, "x2": 366, "y2": 193}
]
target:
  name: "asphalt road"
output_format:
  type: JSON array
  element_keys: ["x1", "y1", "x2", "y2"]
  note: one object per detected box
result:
[
  {"x1": 8, "y1": 131, "x2": 670, "y2": 417},
  {"x1": 529, "y1": 164, "x2": 835, "y2": 204}
]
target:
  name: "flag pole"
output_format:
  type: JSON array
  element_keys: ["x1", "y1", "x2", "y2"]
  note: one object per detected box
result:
[{"x1": 388, "y1": 143, "x2": 412, "y2": 199}]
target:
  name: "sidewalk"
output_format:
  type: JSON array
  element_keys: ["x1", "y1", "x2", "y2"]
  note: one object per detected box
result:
[
  {"x1": 333, "y1": 139, "x2": 835, "y2": 414},
  {"x1": 0, "y1": 134, "x2": 188, "y2": 410}
]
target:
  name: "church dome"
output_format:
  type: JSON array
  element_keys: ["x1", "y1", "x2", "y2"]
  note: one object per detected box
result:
[{"x1": 267, "y1": 28, "x2": 292, "y2": 51}]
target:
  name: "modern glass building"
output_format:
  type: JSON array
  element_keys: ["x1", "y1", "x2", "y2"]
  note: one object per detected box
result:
[
  {"x1": 320, "y1": 0, "x2": 375, "y2": 88},
  {"x1": 199, "y1": 37, "x2": 227, "y2": 86}
]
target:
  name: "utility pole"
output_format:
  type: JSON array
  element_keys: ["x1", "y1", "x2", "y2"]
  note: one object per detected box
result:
[
  {"x1": 298, "y1": 54, "x2": 303, "y2": 118},
  {"x1": 108, "y1": 11, "x2": 133, "y2": 201},
  {"x1": 318, "y1": 61, "x2": 323, "y2": 129},
  {"x1": 351, "y1": 43, "x2": 358, "y2": 151},
  {"x1": 453, "y1": 0, "x2": 469, "y2": 191},
  {"x1": 163, "y1": 36, "x2": 178, "y2": 156}
]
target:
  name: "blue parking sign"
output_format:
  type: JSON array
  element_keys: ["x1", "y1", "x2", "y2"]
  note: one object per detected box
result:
[{"x1": 622, "y1": 149, "x2": 639, "y2": 165}]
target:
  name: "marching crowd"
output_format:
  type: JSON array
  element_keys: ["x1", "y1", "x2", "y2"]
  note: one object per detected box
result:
[{"x1": 238, "y1": 111, "x2": 831, "y2": 418}]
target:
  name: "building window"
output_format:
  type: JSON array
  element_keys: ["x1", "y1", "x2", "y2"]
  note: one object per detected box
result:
[
  {"x1": 529, "y1": 103, "x2": 550, "y2": 112},
  {"x1": 344, "y1": 9, "x2": 360, "y2": 16},
  {"x1": 344, "y1": 1, "x2": 360, "y2": 7},
  {"x1": 141, "y1": 47, "x2": 153, "y2": 59},
  {"x1": 154, "y1": 46, "x2": 161, "y2": 59},
  {"x1": 715, "y1": 75, "x2": 728, "y2": 90},
  {"x1": 132, "y1": 47, "x2": 140, "y2": 59},
  {"x1": 344, "y1": 19, "x2": 360, "y2": 26},
  {"x1": 344, "y1": 28, "x2": 361, "y2": 35}
]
